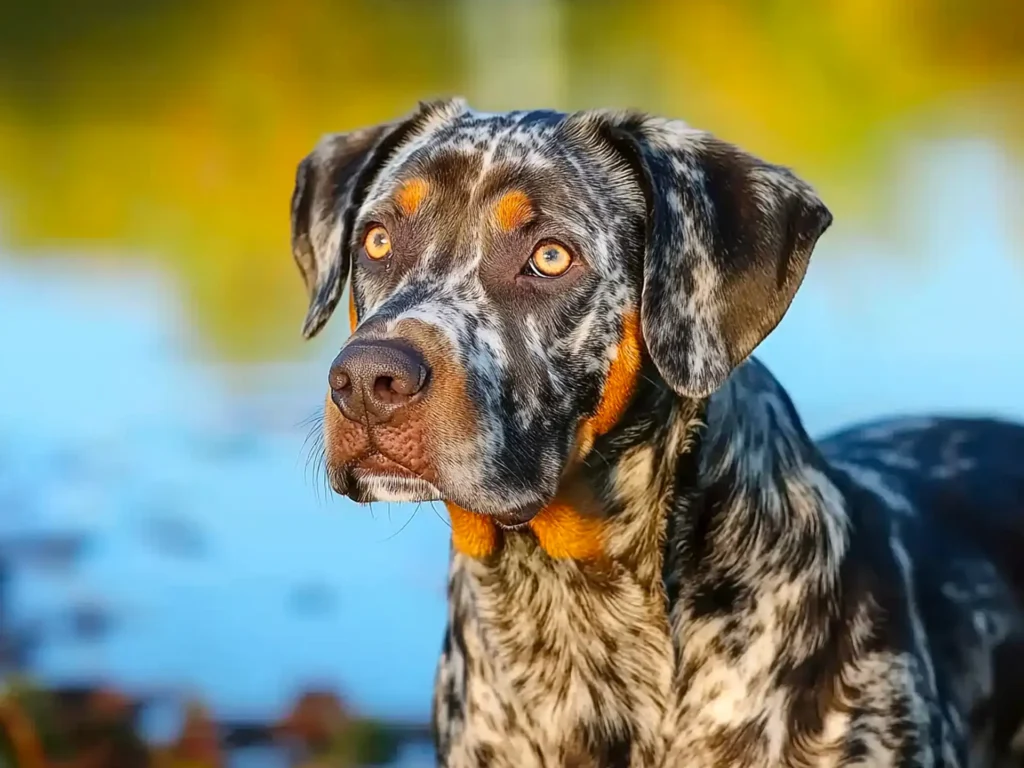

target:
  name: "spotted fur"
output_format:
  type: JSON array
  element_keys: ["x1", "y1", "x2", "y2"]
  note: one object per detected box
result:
[{"x1": 290, "y1": 99, "x2": 1024, "y2": 767}]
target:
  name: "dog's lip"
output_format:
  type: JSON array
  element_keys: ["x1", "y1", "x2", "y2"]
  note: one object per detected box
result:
[
  {"x1": 329, "y1": 453, "x2": 427, "y2": 497},
  {"x1": 334, "y1": 455, "x2": 549, "y2": 524},
  {"x1": 352, "y1": 452, "x2": 422, "y2": 480}
]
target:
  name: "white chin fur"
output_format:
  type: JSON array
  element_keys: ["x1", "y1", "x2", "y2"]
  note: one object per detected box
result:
[{"x1": 355, "y1": 474, "x2": 444, "y2": 503}]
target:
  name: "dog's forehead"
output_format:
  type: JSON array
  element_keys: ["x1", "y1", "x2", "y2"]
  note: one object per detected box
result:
[
  {"x1": 361, "y1": 109, "x2": 615, "y2": 214},
  {"x1": 354, "y1": 109, "x2": 646, "y2": 288},
  {"x1": 409, "y1": 108, "x2": 569, "y2": 164}
]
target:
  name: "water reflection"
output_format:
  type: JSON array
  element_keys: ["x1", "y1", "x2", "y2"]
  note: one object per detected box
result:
[{"x1": 1, "y1": 0, "x2": 1023, "y2": 762}]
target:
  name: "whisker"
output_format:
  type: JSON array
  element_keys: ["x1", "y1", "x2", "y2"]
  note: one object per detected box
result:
[
  {"x1": 584, "y1": 443, "x2": 613, "y2": 471},
  {"x1": 304, "y1": 436, "x2": 324, "y2": 477},
  {"x1": 296, "y1": 408, "x2": 325, "y2": 428},
  {"x1": 379, "y1": 502, "x2": 421, "y2": 543},
  {"x1": 639, "y1": 373, "x2": 663, "y2": 390},
  {"x1": 300, "y1": 413, "x2": 331, "y2": 506},
  {"x1": 301, "y1": 422, "x2": 324, "y2": 457},
  {"x1": 317, "y1": 446, "x2": 331, "y2": 505},
  {"x1": 300, "y1": 416, "x2": 323, "y2": 466},
  {"x1": 431, "y1": 501, "x2": 452, "y2": 530}
]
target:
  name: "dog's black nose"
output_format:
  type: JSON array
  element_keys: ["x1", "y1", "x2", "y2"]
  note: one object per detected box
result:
[{"x1": 329, "y1": 340, "x2": 430, "y2": 425}]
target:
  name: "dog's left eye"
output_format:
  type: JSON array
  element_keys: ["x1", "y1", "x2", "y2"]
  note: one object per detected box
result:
[
  {"x1": 526, "y1": 241, "x2": 573, "y2": 278},
  {"x1": 363, "y1": 225, "x2": 392, "y2": 261}
]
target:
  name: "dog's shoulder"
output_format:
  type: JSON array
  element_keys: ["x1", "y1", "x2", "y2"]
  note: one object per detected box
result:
[
  {"x1": 666, "y1": 361, "x2": 942, "y2": 764},
  {"x1": 702, "y1": 366, "x2": 1024, "y2": 763},
  {"x1": 702, "y1": 356, "x2": 826, "y2": 475}
]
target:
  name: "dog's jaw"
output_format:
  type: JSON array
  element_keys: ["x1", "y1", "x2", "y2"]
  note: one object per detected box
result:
[{"x1": 351, "y1": 472, "x2": 443, "y2": 503}]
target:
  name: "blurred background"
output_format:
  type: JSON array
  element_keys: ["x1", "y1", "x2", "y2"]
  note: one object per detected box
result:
[{"x1": 0, "y1": 0, "x2": 1022, "y2": 765}]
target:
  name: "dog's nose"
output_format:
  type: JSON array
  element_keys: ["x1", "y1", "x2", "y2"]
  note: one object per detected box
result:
[{"x1": 329, "y1": 340, "x2": 430, "y2": 425}]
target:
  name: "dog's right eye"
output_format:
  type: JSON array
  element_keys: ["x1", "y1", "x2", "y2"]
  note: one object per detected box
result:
[
  {"x1": 526, "y1": 241, "x2": 573, "y2": 278},
  {"x1": 363, "y1": 225, "x2": 392, "y2": 260}
]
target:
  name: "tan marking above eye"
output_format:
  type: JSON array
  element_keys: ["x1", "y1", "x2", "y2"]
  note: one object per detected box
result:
[
  {"x1": 493, "y1": 190, "x2": 533, "y2": 232},
  {"x1": 363, "y1": 225, "x2": 392, "y2": 260},
  {"x1": 529, "y1": 241, "x2": 573, "y2": 277},
  {"x1": 395, "y1": 178, "x2": 429, "y2": 216}
]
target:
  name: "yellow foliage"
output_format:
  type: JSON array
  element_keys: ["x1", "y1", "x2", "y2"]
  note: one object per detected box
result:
[{"x1": 0, "y1": 0, "x2": 1020, "y2": 360}]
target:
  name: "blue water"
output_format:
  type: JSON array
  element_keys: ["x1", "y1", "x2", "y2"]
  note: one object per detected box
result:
[
  {"x1": 1, "y1": 137, "x2": 1023, "y2": 734},
  {"x1": 0, "y1": 259, "x2": 450, "y2": 724}
]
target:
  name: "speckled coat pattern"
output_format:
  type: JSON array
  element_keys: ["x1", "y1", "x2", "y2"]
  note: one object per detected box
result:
[{"x1": 289, "y1": 99, "x2": 1024, "y2": 767}]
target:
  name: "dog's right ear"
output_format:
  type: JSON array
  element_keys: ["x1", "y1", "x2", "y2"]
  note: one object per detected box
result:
[
  {"x1": 290, "y1": 98, "x2": 467, "y2": 339},
  {"x1": 566, "y1": 110, "x2": 831, "y2": 399}
]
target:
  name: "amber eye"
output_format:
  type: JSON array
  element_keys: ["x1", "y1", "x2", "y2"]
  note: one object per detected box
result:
[
  {"x1": 528, "y1": 241, "x2": 573, "y2": 278},
  {"x1": 363, "y1": 225, "x2": 392, "y2": 260}
]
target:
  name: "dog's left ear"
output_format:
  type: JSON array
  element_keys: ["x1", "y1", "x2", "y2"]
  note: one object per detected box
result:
[
  {"x1": 291, "y1": 98, "x2": 468, "y2": 338},
  {"x1": 577, "y1": 113, "x2": 832, "y2": 398},
  {"x1": 291, "y1": 124, "x2": 399, "y2": 338}
]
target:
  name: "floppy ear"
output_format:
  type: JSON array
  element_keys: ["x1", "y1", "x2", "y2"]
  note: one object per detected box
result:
[
  {"x1": 592, "y1": 114, "x2": 832, "y2": 398},
  {"x1": 290, "y1": 98, "x2": 466, "y2": 338}
]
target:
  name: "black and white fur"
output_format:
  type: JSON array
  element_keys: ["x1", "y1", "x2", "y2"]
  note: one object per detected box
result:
[{"x1": 290, "y1": 99, "x2": 1024, "y2": 767}]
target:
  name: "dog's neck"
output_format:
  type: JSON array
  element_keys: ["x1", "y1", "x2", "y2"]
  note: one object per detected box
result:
[
  {"x1": 438, "y1": 358, "x2": 852, "y2": 761},
  {"x1": 660, "y1": 359, "x2": 850, "y2": 615},
  {"x1": 450, "y1": 355, "x2": 848, "y2": 598}
]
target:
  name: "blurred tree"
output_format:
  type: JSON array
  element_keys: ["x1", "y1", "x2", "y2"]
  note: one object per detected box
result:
[
  {"x1": 0, "y1": 681, "x2": 415, "y2": 767},
  {"x1": 0, "y1": 0, "x2": 1021, "y2": 360}
]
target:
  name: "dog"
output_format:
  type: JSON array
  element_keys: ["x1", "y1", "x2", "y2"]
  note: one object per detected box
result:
[{"x1": 289, "y1": 98, "x2": 1024, "y2": 767}]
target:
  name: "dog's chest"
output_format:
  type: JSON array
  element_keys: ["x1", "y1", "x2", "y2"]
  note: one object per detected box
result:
[
  {"x1": 446, "y1": 556, "x2": 819, "y2": 767},
  {"x1": 450, "y1": 542, "x2": 676, "y2": 766}
]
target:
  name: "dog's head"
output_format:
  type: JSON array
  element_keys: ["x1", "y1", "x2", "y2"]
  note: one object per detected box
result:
[{"x1": 292, "y1": 99, "x2": 830, "y2": 528}]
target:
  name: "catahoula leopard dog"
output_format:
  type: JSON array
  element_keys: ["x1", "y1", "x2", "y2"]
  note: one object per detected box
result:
[{"x1": 289, "y1": 99, "x2": 1024, "y2": 767}]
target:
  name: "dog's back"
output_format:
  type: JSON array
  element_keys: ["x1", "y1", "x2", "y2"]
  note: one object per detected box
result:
[
  {"x1": 820, "y1": 416, "x2": 1024, "y2": 600},
  {"x1": 821, "y1": 417, "x2": 1024, "y2": 763}
]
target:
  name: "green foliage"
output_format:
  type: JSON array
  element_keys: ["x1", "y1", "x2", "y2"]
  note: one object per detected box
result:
[
  {"x1": 0, "y1": 0, "x2": 1021, "y2": 361},
  {"x1": 331, "y1": 718, "x2": 401, "y2": 766},
  {"x1": 0, "y1": 677, "x2": 415, "y2": 767}
]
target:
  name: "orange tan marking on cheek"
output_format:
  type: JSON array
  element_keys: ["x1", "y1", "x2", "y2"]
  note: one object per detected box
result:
[
  {"x1": 492, "y1": 190, "x2": 533, "y2": 232},
  {"x1": 395, "y1": 177, "x2": 429, "y2": 216},
  {"x1": 348, "y1": 288, "x2": 358, "y2": 332},
  {"x1": 528, "y1": 501, "x2": 604, "y2": 560},
  {"x1": 446, "y1": 502, "x2": 498, "y2": 558},
  {"x1": 532, "y1": 313, "x2": 641, "y2": 558},
  {"x1": 585, "y1": 310, "x2": 642, "y2": 438}
]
